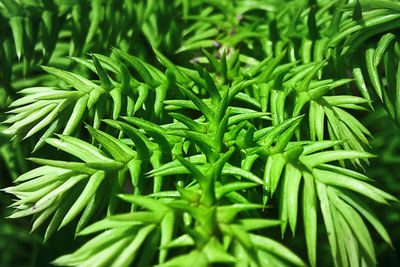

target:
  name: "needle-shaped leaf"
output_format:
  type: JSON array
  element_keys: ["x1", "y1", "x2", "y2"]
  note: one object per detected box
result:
[
  {"x1": 113, "y1": 48, "x2": 158, "y2": 87},
  {"x1": 216, "y1": 182, "x2": 258, "y2": 200},
  {"x1": 92, "y1": 54, "x2": 113, "y2": 90},
  {"x1": 9, "y1": 16, "x2": 24, "y2": 60},
  {"x1": 302, "y1": 140, "x2": 344, "y2": 155},
  {"x1": 159, "y1": 250, "x2": 208, "y2": 267},
  {"x1": 24, "y1": 99, "x2": 71, "y2": 139},
  {"x1": 109, "y1": 88, "x2": 122, "y2": 119},
  {"x1": 239, "y1": 219, "x2": 282, "y2": 231},
  {"x1": 365, "y1": 46, "x2": 383, "y2": 100},
  {"x1": 62, "y1": 94, "x2": 89, "y2": 135},
  {"x1": 204, "y1": 70, "x2": 221, "y2": 103},
  {"x1": 250, "y1": 234, "x2": 307, "y2": 267},
  {"x1": 303, "y1": 172, "x2": 317, "y2": 267},
  {"x1": 159, "y1": 212, "x2": 175, "y2": 263},
  {"x1": 46, "y1": 137, "x2": 112, "y2": 163},
  {"x1": 202, "y1": 236, "x2": 236, "y2": 263},
  {"x1": 14, "y1": 166, "x2": 66, "y2": 183},
  {"x1": 28, "y1": 158, "x2": 95, "y2": 174},
  {"x1": 328, "y1": 187, "x2": 376, "y2": 265},
  {"x1": 112, "y1": 225, "x2": 156, "y2": 267},
  {"x1": 228, "y1": 112, "x2": 271, "y2": 127},
  {"x1": 59, "y1": 171, "x2": 106, "y2": 229},
  {"x1": 122, "y1": 116, "x2": 171, "y2": 153},
  {"x1": 86, "y1": 124, "x2": 134, "y2": 162},
  {"x1": 285, "y1": 164, "x2": 302, "y2": 235},
  {"x1": 314, "y1": 168, "x2": 396, "y2": 204},
  {"x1": 273, "y1": 117, "x2": 303, "y2": 153},
  {"x1": 41, "y1": 66, "x2": 96, "y2": 93},
  {"x1": 178, "y1": 85, "x2": 215, "y2": 122},
  {"x1": 78, "y1": 213, "x2": 161, "y2": 236},
  {"x1": 104, "y1": 119, "x2": 151, "y2": 159},
  {"x1": 264, "y1": 153, "x2": 286, "y2": 198},
  {"x1": 373, "y1": 33, "x2": 396, "y2": 67},
  {"x1": 335, "y1": 189, "x2": 393, "y2": 247},
  {"x1": 223, "y1": 166, "x2": 263, "y2": 185},
  {"x1": 118, "y1": 194, "x2": 170, "y2": 213},
  {"x1": 153, "y1": 48, "x2": 189, "y2": 84},
  {"x1": 302, "y1": 150, "x2": 374, "y2": 167},
  {"x1": 176, "y1": 156, "x2": 209, "y2": 196},
  {"x1": 134, "y1": 84, "x2": 149, "y2": 115},
  {"x1": 168, "y1": 112, "x2": 206, "y2": 132},
  {"x1": 316, "y1": 182, "x2": 339, "y2": 266},
  {"x1": 4, "y1": 103, "x2": 57, "y2": 136},
  {"x1": 260, "y1": 115, "x2": 304, "y2": 147},
  {"x1": 352, "y1": 64, "x2": 372, "y2": 105},
  {"x1": 396, "y1": 61, "x2": 400, "y2": 122}
]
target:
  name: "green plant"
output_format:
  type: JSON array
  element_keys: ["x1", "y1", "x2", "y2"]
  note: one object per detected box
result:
[{"x1": 1, "y1": 0, "x2": 400, "y2": 266}]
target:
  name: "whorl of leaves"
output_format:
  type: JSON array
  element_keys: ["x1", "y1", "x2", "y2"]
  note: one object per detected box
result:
[{"x1": 1, "y1": 0, "x2": 400, "y2": 266}]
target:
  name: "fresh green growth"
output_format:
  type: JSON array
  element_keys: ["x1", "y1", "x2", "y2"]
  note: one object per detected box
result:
[{"x1": 1, "y1": 0, "x2": 400, "y2": 266}]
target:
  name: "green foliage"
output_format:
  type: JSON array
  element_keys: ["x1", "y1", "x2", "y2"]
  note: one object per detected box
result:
[{"x1": 1, "y1": 0, "x2": 400, "y2": 266}]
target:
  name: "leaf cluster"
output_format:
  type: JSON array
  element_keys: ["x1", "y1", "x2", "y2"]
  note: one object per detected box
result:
[{"x1": 1, "y1": 0, "x2": 400, "y2": 266}]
